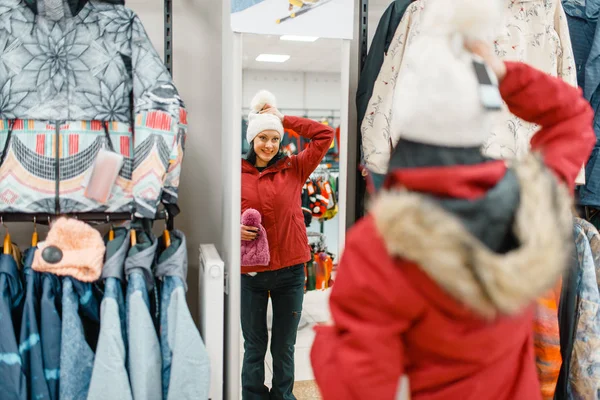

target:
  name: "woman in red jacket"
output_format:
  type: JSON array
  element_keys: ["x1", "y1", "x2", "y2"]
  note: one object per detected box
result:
[
  {"x1": 240, "y1": 90, "x2": 333, "y2": 400},
  {"x1": 310, "y1": 2, "x2": 595, "y2": 399}
]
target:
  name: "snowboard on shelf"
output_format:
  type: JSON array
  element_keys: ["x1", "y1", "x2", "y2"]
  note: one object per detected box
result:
[{"x1": 276, "y1": 0, "x2": 333, "y2": 24}]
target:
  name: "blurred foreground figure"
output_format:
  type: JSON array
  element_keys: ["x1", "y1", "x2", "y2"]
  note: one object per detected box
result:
[{"x1": 310, "y1": 0, "x2": 595, "y2": 399}]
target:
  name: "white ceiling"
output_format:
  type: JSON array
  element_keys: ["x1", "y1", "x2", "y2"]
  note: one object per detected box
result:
[
  {"x1": 242, "y1": 0, "x2": 393, "y2": 73},
  {"x1": 242, "y1": 34, "x2": 343, "y2": 73}
]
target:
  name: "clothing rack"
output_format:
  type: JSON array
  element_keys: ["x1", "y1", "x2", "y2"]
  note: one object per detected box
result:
[
  {"x1": 0, "y1": 210, "x2": 169, "y2": 224},
  {"x1": 353, "y1": 0, "x2": 370, "y2": 223}
]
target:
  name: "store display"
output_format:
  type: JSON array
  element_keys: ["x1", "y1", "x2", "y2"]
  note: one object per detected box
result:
[
  {"x1": 0, "y1": 219, "x2": 211, "y2": 400},
  {"x1": 0, "y1": 0, "x2": 187, "y2": 218},
  {"x1": 359, "y1": 0, "x2": 582, "y2": 184}
]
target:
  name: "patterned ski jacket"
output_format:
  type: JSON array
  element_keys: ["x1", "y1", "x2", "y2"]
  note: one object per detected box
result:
[{"x1": 0, "y1": 0, "x2": 187, "y2": 218}]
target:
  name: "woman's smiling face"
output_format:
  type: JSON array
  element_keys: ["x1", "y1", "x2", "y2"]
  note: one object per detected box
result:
[{"x1": 253, "y1": 130, "x2": 281, "y2": 167}]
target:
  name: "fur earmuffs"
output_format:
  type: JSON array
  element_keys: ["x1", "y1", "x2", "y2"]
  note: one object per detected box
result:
[{"x1": 241, "y1": 209, "x2": 270, "y2": 267}]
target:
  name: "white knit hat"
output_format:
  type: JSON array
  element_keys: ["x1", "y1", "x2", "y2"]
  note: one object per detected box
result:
[
  {"x1": 391, "y1": 0, "x2": 504, "y2": 147},
  {"x1": 246, "y1": 90, "x2": 284, "y2": 144}
]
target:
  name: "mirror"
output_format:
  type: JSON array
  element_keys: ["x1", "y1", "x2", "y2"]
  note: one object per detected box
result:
[{"x1": 238, "y1": 32, "x2": 348, "y2": 399}]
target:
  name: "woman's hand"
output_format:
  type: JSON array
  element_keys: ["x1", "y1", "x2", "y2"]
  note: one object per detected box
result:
[
  {"x1": 465, "y1": 39, "x2": 507, "y2": 82},
  {"x1": 241, "y1": 225, "x2": 259, "y2": 241},
  {"x1": 260, "y1": 105, "x2": 284, "y2": 122}
]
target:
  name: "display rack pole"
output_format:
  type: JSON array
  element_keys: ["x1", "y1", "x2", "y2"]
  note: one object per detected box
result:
[
  {"x1": 353, "y1": 0, "x2": 369, "y2": 222},
  {"x1": 164, "y1": 0, "x2": 173, "y2": 75}
]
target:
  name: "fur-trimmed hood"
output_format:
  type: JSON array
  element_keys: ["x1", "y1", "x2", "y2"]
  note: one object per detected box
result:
[{"x1": 372, "y1": 154, "x2": 573, "y2": 318}]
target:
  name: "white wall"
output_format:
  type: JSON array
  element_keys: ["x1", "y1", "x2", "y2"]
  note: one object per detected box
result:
[{"x1": 242, "y1": 69, "x2": 341, "y2": 113}]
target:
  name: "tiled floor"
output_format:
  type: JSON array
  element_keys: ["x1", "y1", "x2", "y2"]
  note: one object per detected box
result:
[{"x1": 239, "y1": 290, "x2": 331, "y2": 398}]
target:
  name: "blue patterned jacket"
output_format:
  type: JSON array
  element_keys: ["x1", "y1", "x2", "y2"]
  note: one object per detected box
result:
[
  {"x1": 88, "y1": 228, "x2": 132, "y2": 400},
  {"x1": 0, "y1": 253, "x2": 25, "y2": 400},
  {"x1": 19, "y1": 248, "x2": 52, "y2": 400},
  {"x1": 59, "y1": 277, "x2": 101, "y2": 400},
  {"x1": 156, "y1": 231, "x2": 210, "y2": 400}
]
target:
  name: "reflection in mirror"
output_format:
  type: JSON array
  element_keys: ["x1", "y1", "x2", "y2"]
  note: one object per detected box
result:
[{"x1": 239, "y1": 33, "x2": 343, "y2": 399}]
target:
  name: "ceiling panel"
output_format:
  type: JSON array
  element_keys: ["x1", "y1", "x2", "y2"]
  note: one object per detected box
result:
[{"x1": 242, "y1": 34, "x2": 343, "y2": 73}]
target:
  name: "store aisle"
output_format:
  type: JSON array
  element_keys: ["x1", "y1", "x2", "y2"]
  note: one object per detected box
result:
[{"x1": 240, "y1": 290, "x2": 331, "y2": 399}]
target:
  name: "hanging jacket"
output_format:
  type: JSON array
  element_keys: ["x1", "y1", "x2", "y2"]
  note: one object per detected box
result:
[
  {"x1": 59, "y1": 278, "x2": 101, "y2": 400},
  {"x1": 19, "y1": 247, "x2": 53, "y2": 400},
  {"x1": 356, "y1": 0, "x2": 413, "y2": 134},
  {"x1": 126, "y1": 230, "x2": 162, "y2": 400},
  {"x1": 569, "y1": 219, "x2": 600, "y2": 399},
  {"x1": 241, "y1": 116, "x2": 334, "y2": 274},
  {"x1": 555, "y1": 230, "x2": 581, "y2": 400},
  {"x1": 311, "y1": 63, "x2": 595, "y2": 400},
  {"x1": 39, "y1": 272, "x2": 61, "y2": 400},
  {"x1": 533, "y1": 282, "x2": 563, "y2": 400},
  {"x1": 0, "y1": 252, "x2": 26, "y2": 400},
  {"x1": 563, "y1": 0, "x2": 600, "y2": 206},
  {"x1": 0, "y1": 0, "x2": 187, "y2": 218},
  {"x1": 361, "y1": 0, "x2": 579, "y2": 181},
  {"x1": 156, "y1": 230, "x2": 210, "y2": 400},
  {"x1": 88, "y1": 228, "x2": 132, "y2": 400}
]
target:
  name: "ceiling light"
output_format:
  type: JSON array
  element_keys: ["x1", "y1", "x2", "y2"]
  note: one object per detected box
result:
[
  {"x1": 280, "y1": 35, "x2": 319, "y2": 42},
  {"x1": 256, "y1": 54, "x2": 290, "y2": 63}
]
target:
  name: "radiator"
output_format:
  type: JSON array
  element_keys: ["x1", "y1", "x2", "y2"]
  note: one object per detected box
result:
[{"x1": 199, "y1": 244, "x2": 225, "y2": 400}]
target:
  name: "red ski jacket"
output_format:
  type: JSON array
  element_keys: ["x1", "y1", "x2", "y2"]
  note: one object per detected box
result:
[
  {"x1": 311, "y1": 62, "x2": 595, "y2": 400},
  {"x1": 241, "y1": 116, "x2": 334, "y2": 274}
]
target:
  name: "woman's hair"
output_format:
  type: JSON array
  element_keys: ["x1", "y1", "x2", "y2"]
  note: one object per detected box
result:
[{"x1": 246, "y1": 139, "x2": 284, "y2": 167}]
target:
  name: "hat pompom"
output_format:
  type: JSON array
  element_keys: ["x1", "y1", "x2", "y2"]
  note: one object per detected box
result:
[
  {"x1": 250, "y1": 90, "x2": 277, "y2": 113},
  {"x1": 242, "y1": 209, "x2": 262, "y2": 227},
  {"x1": 422, "y1": 0, "x2": 503, "y2": 39}
]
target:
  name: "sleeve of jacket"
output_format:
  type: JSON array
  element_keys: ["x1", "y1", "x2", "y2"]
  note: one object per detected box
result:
[
  {"x1": 311, "y1": 217, "x2": 423, "y2": 400},
  {"x1": 285, "y1": 116, "x2": 334, "y2": 181},
  {"x1": 129, "y1": 15, "x2": 187, "y2": 218},
  {"x1": 500, "y1": 62, "x2": 595, "y2": 191}
]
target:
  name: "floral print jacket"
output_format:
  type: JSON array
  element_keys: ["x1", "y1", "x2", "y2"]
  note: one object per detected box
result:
[
  {"x1": 570, "y1": 219, "x2": 600, "y2": 400},
  {"x1": 0, "y1": 0, "x2": 187, "y2": 218},
  {"x1": 361, "y1": 0, "x2": 580, "y2": 182}
]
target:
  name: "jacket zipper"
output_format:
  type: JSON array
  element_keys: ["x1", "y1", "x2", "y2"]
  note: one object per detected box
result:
[
  {"x1": 0, "y1": 119, "x2": 16, "y2": 167},
  {"x1": 55, "y1": 121, "x2": 60, "y2": 214}
]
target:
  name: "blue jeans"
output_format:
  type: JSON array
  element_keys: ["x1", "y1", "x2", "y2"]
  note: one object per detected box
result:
[{"x1": 241, "y1": 264, "x2": 305, "y2": 400}]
